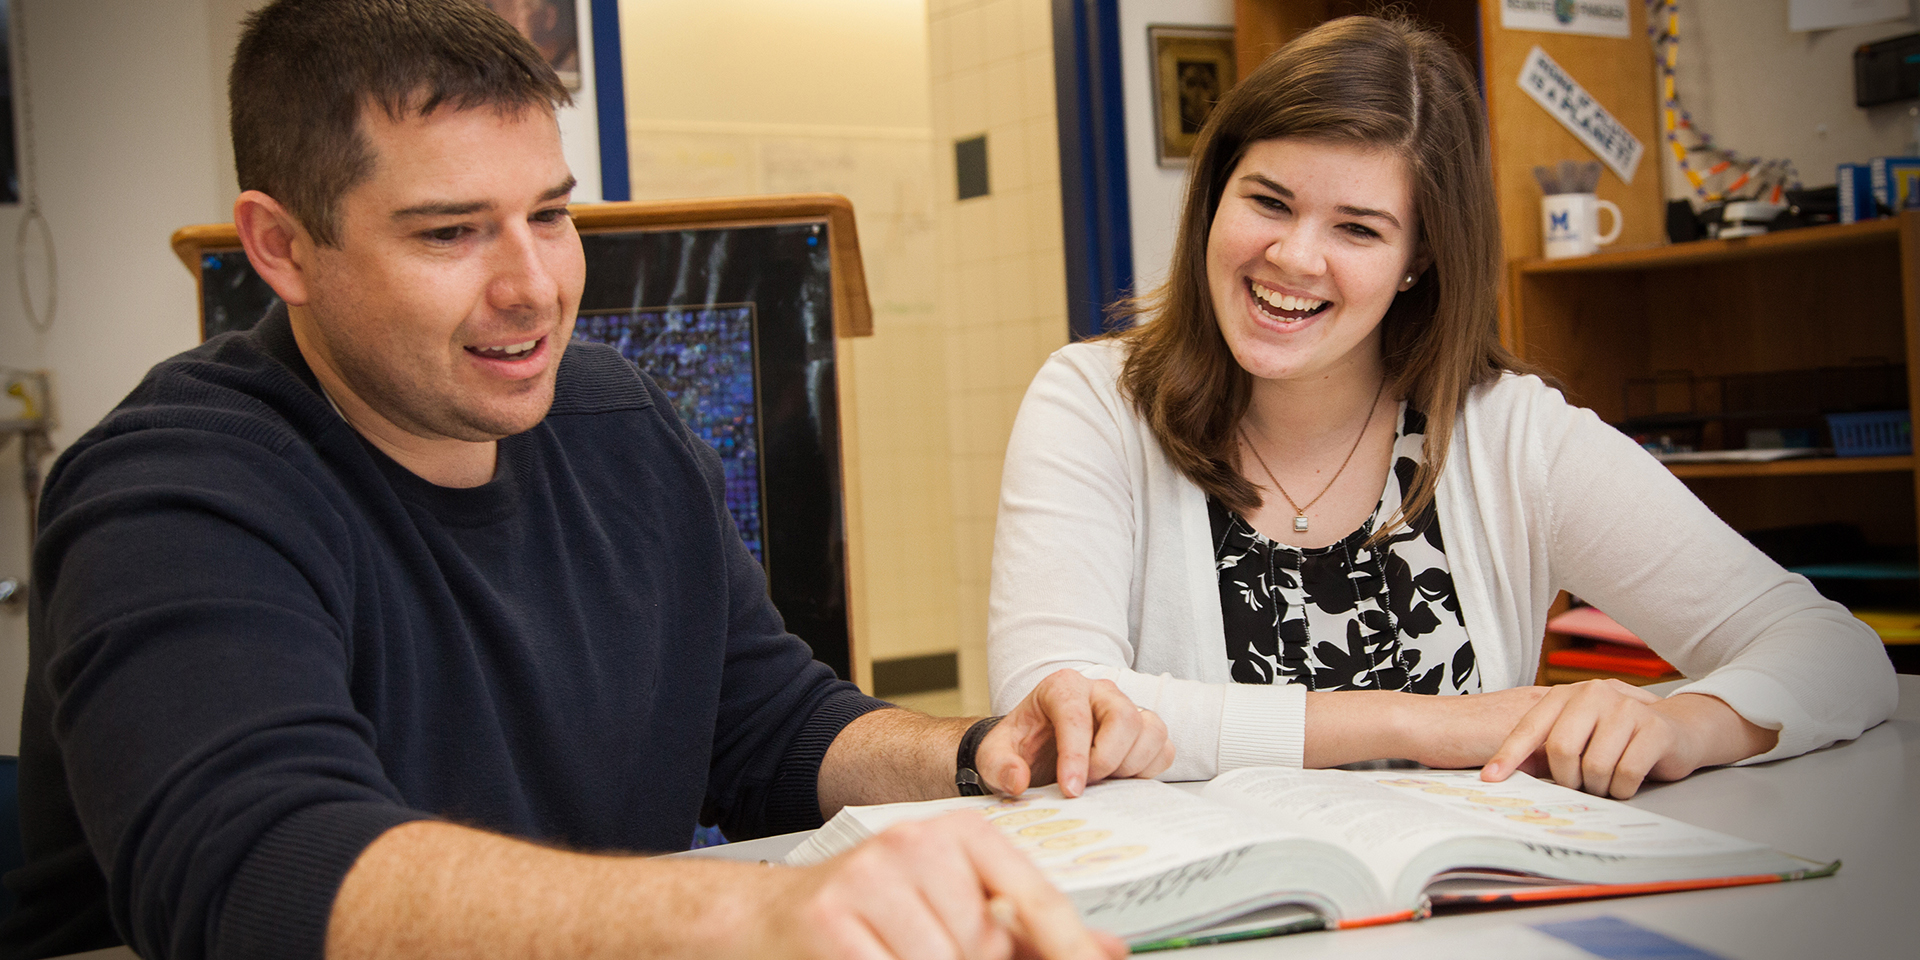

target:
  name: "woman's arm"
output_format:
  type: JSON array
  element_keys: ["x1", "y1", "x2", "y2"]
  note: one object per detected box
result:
[{"x1": 1469, "y1": 380, "x2": 1892, "y2": 795}]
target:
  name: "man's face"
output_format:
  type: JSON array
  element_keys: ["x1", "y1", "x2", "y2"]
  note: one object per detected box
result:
[{"x1": 293, "y1": 103, "x2": 584, "y2": 447}]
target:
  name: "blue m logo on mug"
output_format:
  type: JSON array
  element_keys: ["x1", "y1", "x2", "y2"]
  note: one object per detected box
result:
[{"x1": 1541, "y1": 193, "x2": 1621, "y2": 259}]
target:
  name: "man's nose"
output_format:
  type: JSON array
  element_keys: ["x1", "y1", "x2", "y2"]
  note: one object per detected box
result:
[{"x1": 488, "y1": 223, "x2": 560, "y2": 314}]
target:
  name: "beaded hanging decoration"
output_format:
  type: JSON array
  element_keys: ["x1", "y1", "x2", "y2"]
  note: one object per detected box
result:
[{"x1": 1646, "y1": 0, "x2": 1799, "y2": 206}]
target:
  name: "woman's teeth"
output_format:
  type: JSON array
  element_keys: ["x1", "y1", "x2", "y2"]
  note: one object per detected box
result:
[
  {"x1": 470, "y1": 339, "x2": 539, "y2": 359},
  {"x1": 1251, "y1": 282, "x2": 1328, "y2": 319}
]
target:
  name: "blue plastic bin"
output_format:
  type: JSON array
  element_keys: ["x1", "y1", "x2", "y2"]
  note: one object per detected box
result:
[{"x1": 1826, "y1": 410, "x2": 1913, "y2": 457}]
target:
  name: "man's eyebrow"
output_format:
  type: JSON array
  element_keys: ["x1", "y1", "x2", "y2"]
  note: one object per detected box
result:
[
  {"x1": 1240, "y1": 172, "x2": 1403, "y2": 231},
  {"x1": 391, "y1": 177, "x2": 579, "y2": 220}
]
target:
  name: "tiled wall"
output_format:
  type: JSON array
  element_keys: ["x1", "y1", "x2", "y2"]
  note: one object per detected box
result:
[
  {"x1": 926, "y1": 0, "x2": 1071, "y2": 713},
  {"x1": 620, "y1": 1, "x2": 962, "y2": 684},
  {"x1": 618, "y1": 0, "x2": 1070, "y2": 710}
]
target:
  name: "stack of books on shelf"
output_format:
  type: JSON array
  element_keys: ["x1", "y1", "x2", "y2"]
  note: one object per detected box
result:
[{"x1": 1543, "y1": 606, "x2": 1678, "y2": 679}]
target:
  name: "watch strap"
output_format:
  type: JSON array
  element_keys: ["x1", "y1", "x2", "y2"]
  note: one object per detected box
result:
[{"x1": 954, "y1": 715, "x2": 1005, "y2": 796}]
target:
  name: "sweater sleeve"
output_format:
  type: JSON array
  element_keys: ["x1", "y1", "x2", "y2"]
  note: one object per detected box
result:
[
  {"x1": 33, "y1": 425, "x2": 428, "y2": 960},
  {"x1": 987, "y1": 347, "x2": 1305, "y2": 780},
  {"x1": 1519, "y1": 379, "x2": 1899, "y2": 763}
]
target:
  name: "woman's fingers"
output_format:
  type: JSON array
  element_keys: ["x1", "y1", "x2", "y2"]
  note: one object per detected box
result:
[
  {"x1": 1482, "y1": 685, "x2": 1571, "y2": 781},
  {"x1": 1483, "y1": 680, "x2": 1678, "y2": 797},
  {"x1": 1578, "y1": 703, "x2": 1638, "y2": 796}
]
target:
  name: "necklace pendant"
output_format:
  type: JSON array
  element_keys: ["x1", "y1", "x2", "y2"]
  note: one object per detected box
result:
[{"x1": 1293, "y1": 514, "x2": 1310, "y2": 533}]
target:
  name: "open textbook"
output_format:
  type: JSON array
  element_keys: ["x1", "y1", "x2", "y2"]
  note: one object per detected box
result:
[{"x1": 785, "y1": 768, "x2": 1836, "y2": 949}]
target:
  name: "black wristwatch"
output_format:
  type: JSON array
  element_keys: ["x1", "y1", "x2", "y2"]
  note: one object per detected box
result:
[{"x1": 955, "y1": 715, "x2": 1005, "y2": 796}]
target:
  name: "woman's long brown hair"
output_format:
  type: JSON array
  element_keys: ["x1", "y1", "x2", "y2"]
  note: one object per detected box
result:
[{"x1": 1115, "y1": 15, "x2": 1537, "y2": 541}]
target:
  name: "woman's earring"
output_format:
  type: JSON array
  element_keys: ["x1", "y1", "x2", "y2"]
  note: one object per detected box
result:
[{"x1": 1402, "y1": 273, "x2": 1417, "y2": 289}]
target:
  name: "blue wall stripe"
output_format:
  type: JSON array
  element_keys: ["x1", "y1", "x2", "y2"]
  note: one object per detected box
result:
[
  {"x1": 1052, "y1": 0, "x2": 1133, "y2": 341},
  {"x1": 590, "y1": 0, "x2": 631, "y2": 202}
]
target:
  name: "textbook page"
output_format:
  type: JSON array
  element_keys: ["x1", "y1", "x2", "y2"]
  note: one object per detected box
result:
[
  {"x1": 789, "y1": 779, "x2": 1304, "y2": 887},
  {"x1": 1338, "y1": 769, "x2": 1770, "y2": 859},
  {"x1": 1203, "y1": 768, "x2": 1493, "y2": 899}
]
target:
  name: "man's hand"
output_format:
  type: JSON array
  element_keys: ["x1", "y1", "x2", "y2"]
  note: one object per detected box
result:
[
  {"x1": 761, "y1": 811, "x2": 1125, "y2": 960},
  {"x1": 328, "y1": 816, "x2": 1124, "y2": 960},
  {"x1": 1480, "y1": 681, "x2": 1778, "y2": 798},
  {"x1": 978, "y1": 669, "x2": 1174, "y2": 797}
]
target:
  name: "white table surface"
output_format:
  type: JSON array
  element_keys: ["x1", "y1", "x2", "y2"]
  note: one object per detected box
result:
[{"x1": 58, "y1": 676, "x2": 1918, "y2": 959}]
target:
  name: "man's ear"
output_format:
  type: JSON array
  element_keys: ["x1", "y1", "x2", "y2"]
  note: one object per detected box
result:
[{"x1": 233, "y1": 190, "x2": 314, "y2": 306}]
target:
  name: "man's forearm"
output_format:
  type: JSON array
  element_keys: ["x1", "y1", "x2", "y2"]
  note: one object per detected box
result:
[
  {"x1": 327, "y1": 820, "x2": 789, "y2": 960},
  {"x1": 816, "y1": 707, "x2": 976, "y2": 817}
]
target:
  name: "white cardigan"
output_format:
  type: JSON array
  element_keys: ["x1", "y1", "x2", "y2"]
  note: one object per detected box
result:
[{"x1": 988, "y1": 341, "x2": 1898, "y2": 781}]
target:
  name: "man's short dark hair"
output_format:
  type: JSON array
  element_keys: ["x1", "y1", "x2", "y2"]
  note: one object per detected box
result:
[{"x1": 231, "y1": 0, "x2": 572, "y2": 246}]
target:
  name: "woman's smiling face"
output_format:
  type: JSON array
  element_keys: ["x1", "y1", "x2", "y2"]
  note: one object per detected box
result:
[{"x1": 1206, "y1": 137, "x2": 1425, "y2": 386}]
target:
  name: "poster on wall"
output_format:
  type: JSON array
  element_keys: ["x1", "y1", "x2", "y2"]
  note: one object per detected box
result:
[
  {"x1": 1150, "y1": 25, "x2": 1235, "y2": 168},
  {"x1": 2, "y1": 0, "x2": 16, "y2": 205},
  {"x1": 1501, "y1": 0, "x2": 1631, "y2": 38},
  {"x1": 483, "y1": 0, "x2": 581, "y2": 89},
  {"x1": 1790, "y1": 0, "x2": 1910, "y2": 32}
]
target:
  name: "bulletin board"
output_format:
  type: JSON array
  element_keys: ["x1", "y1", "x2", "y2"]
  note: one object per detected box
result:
[{"x1": 170, "y1": 194, "x2": 876, "y2": 687}]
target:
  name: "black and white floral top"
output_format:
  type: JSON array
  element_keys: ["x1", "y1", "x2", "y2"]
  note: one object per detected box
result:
[{"x1": 1210, "y1": 405, "x2": 1479, "y2": 695}]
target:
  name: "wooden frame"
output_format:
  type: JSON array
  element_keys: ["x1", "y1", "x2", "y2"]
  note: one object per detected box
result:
[
  {"x1": 170, "y1": 193, "x2": 878, "y2": 691},
  {"x1": 482, "y1": 0, "x2": 583, "y2": 89},
  {"x1": 1148, "y1": 25, "x2": 1236, "y2": 167}
]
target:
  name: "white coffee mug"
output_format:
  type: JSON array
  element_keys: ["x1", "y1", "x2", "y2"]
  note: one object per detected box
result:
[{"x1": 1541, "y1": 193, "x2": 1622, "y2": 259}]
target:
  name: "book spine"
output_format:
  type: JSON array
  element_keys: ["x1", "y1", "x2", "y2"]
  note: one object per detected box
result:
[
  {"x1": 1869, "y1": 157, "x2": 1920, "y2": 210},
  {"x1": 1333, "y1": 908, "x2": 1422, "y2": 930},
  {"x1": 1839, "y1": 164, "x2": 1871, "y2": 223},
  {"x1": 1129, "y1": 914, "x2": 1327, "y2": 953},
  {"x1": 1894, "y1": 162, "x2": 1920, "y2": 210},
  {"x1": 1545, "y1": 649, "x2": 1678, "y2": 678},
  {"x1": 1426, "y1": 869, "x2": 1834, "y2": 907}
]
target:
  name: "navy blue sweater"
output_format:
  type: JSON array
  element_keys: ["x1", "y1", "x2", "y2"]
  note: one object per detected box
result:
[{"x1": 1, "y1": 311, "x2": 886, "y2": 960}]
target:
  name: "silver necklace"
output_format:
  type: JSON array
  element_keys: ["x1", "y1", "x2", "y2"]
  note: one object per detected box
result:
[{"x1": 1240, "y1": 377, "x2": 1387, "y2": 533}]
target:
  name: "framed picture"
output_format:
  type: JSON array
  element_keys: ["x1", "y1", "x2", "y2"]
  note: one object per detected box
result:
[
  {"x1": 484, "y1": 0, "x2": 582, "y2": 90},
  {"x1": 1149, "y1": 25, "x2": 1235, "y2": 168}
]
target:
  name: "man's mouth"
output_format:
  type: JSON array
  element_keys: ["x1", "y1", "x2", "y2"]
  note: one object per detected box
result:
[
  {"x1": 466, "y1": 337, "x2": 542, "y2": 361},
  {"x1": 1250, "y1": 280, "x2": 1330, "y2": 321}
]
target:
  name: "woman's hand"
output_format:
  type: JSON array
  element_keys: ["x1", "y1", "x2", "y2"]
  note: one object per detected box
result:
[{"x1": 1479, "y1": 681, "x2": 1779, "y2": 799}]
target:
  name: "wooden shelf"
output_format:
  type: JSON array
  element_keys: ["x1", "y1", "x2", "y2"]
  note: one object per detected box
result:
[
  {"x1": 1665, "y1": 455, "x2": 1915, "y2": 479},
  {"x1": 1514, "y1": 211, "x2": 1920, "y2": 685},
  {"x1": 1514, "y1": 217, "x2": 1906, "y2": 277}
]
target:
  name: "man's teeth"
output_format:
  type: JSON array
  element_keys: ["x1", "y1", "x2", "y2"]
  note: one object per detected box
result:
[
  {"x1": 1252, "y1": 284, "x2": 1327, "y2": 315},
  {"x1": 474, "y1": 339, "x2": 539, "y2": 358}
]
